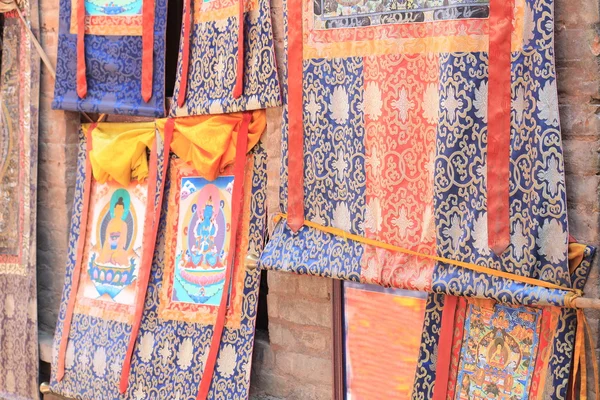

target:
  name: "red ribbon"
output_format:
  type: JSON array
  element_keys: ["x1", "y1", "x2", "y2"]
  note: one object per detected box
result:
[
  {"x1": 232, "y1": 0, "x2": 245, "y2": 98},
  {"x1": 487, "y1": 0, "x2": 513, "y2": 255},
  {"x1": 56, "y1": 123, "x2": 97, "y2": 382},
  {"x1": 177, "y1": 0, "x2": 192, "y2": 108},
  {"x1": 432, "y1": 295, "x2": 459, "y2": 400},
  {"x1": 195, "y1": 112, "x2": 251, "y2": 400},
  {"x1": 141, "y1": 0, "x2": 155, "y2": 102},
  {"x1": 118, "y1": 122, "x2": 172, "y2": 393},
  {"x1": 286, "y1": 0, "x2": 304, "y2": 232},
  {"x1": 76, "y1": 0, "x2": 87, "y2": 98}
]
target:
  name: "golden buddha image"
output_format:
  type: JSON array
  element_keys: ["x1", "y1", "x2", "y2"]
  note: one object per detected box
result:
[{"x1": 87, "y1": 188, "x2": 140, "y2": 301}]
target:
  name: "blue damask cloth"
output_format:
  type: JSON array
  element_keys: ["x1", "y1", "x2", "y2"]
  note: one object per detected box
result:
[{"x1": 52, "y1": 0, "x2": 167, "y2": 116}]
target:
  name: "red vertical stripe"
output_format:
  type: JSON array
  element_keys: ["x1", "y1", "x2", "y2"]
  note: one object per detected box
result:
[
  {"x1": 119, "y1": 123, "x2": 172, "y2": 393},
  {"x1": 195, "y1": 112, "x2": 252, "y2": 400},
  {"x1": 286, "y1": 0, "x2": 304, "y2": 232},
  {"x1": 56, "y1": 124, "x2": 97, "y2": 381},
  {"x1": 177, "y1": 0, "x2": 193, "y2": 108},
  {"x1": 487, "y1": 0, "x2": 513, "y2": 255},
  {"x1": 232, "y1": 0, "x2": 245, "y2": 99},
  {"x1": 432, "y1": 295, "x2": 459, "y2": 400},
  {"x1": 76, "y1": 0, "x2": 87, "y2": 98},
  {"x1": 141, "y1": 0, "x2": 155, "y2": 102}
]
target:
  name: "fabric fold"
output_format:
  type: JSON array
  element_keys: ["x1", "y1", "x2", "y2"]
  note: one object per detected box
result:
[
  {"x1": 87, "y1": 122, "x2": 156, "y2": 186},
  {"x1": 156, "y1": 110, "x2": 265, "y2": 180}
]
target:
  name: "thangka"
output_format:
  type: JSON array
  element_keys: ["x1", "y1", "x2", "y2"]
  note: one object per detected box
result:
[
  {"x1": 50, "y1": 112, "x2": 268, "y2": 399},
  {"x1": 52, "y1": 0, "x2": 167, "y2": 116},
  {"x1": 169, "y1": 0, "x2": 281, "y2": 116},
  {"x1": 261, "y1": 0, "x2": 574, "y2": 310},
  {"x1": 50, "y1": 122, "x2": 169, "y2": 398},
  {"x1": 0, "y1": 3, "x2": 41, "y2": 400},
  {"x1": 340, "y1": 243, "x2": 595, "y2": 400},
  {"x1": 412, "y1": 243, "x2": 596, "y2": 400},
  {"x1": 257, "y1": 0, "x2": 596, "y2": 397}
]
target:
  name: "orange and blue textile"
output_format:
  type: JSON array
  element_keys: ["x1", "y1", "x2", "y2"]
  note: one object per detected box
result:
[
  {"x1": 50, "y1": 119, "x2": 269, "y2": 399},
  {"x1": 169, "y1": 0, "x2": 281, "y2": 116},
  {"x1": 0, "y1": 6, "x2": 40, "y2": 399},
  {"x1": 52, "y1": 0, "x2": 167, "y2": 116},
  {"x1": 258, "y1": 0, "x2": 594, "y2": 398}
]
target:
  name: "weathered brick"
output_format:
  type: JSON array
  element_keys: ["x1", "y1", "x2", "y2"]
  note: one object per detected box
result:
[
  {"x1": 568, "y1": 208, "x2": 600, "y2": 245},
  {"x1": 267, "y1": 271, "x2": 298, "y2": 294},
  {"x1": 562, "y1": 139, "x2": 599, "y2": 175},
  {"x1": 555, "y1": 29, "x2": 594, "y2": 62},
  {"x1": 555, "y1": 0, "x2": 599, "y2": 29},
  {"x1": 558, "y1": 104, "x2": 599, "y2": 137},
  {"x1": 270, "y1": 296, "x2": 332, "y2": 327},
  {"x1": 274, "y1": 352, "x2": 333, "y2": 385},
  {"x1": 269, "y1": 323, "x2": 331, "y2": 357},
  {"x1": 565, "y1": 174, "x2": 600, "y2": 210},
  {"x1": 297, "y1": 275, "x2": 331, "y2": 300}
]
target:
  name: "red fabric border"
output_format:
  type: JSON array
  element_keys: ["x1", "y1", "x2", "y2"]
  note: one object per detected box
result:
[
  {"x1": 76, "y1": 0, "x2": 87, "y2": 98},
  {"x1": 56, "y1": 123, "x2": 97, "y2": 381},
  {"x1": 118, "y1": 124, "x2": 172, "y2": 393},
  {"x1": 487, "y1": 0, "x2": 513, "y2": 255},
  {"x1": 432, "y1": 295, "x2": 459, "y2": 400},
  {"x1": 141, "y1": 0, "x2": 155, "y2": 102},
  {"x1": 232, "y1": 0, "x2": 245, "y2": 98},
  {"x1": 177, "y1": 0, "x2": 193, "y2": 108},
  {"x1": 286, "y1": 0, "x2": 304, "y2": 232},
  {"x1": 195, "y1": 112, "x2": 252, "y2": 400}
]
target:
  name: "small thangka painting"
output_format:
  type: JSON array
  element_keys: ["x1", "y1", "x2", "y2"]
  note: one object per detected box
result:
[
  {"x1": 456, "y1": 303, "x2": 541, "y2": 400},
  {"x1": 81, "y1": 181, "x2": 147, "y2": 306},
  {"x1": 172, "y1": 175, "x2": 234, "y2": 306}
]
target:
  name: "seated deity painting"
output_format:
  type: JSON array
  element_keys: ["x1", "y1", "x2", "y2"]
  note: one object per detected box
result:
[
  {"x1": 456, "y1": 303, "x2": 541, "y2": 400},
  {"x1": 172, "y1": 176, "x2": 234, "y2": 306},
  {"x1": 79, "y1": 182, "x2": 147, "y2": 306}
]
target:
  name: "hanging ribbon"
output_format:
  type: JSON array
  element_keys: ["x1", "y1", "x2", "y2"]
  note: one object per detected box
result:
[
  {"x1": 487, "y1": 0, "x2": 513, "y2": 255},
  {"x1": 75, "y1": 0, "x2": 87, "y2": 98},
  {"x1": 56, "y1": 123, "x2": 97, "y2": 382},
  {"x1": 286, "y1": 0, "x2": 304, "y2": 232},
  {"x1": 232, "y1": 0, "x2": 245, "y2": 98},
  {"x1": 432, "y1": 296, "x2": 459, "y2": 400},
  {"x1": 141, "y1": 0, "x2": 156, "y2": 102},
  {"x1": 118, "y1": 121, "x2": 171, "y2": 393},
  {"x1": 177, "y1": 0, "x2": 192, "y2": 108},
  {"x1": 195, "y1": 112, "x2": 251, "y2": 400}
]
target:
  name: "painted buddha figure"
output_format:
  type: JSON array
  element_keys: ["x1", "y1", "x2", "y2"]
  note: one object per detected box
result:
[
  {"x1": 97, "y1": 196, "x2": 131, "y2": 266},
  {"x1": 190, "y1": 196, "x2": 220, "y2": 268},
  {"x1": 487, "y1": 333, "x2": 510, "y2": 369}
]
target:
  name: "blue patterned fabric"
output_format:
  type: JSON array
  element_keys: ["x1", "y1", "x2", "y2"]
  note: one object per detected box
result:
[
  {"x1": 50, "y1": 130, "x2": 268, "y2": 399},
  {"x1": 411, "y1": 294, "x2": 444, "y2": 400},
  {"x1": 169, "y1": 0, "x2": 281, "y2": 116},
  {"x1": 52, "y1": 0, "x2": 167, "y2": 116}
]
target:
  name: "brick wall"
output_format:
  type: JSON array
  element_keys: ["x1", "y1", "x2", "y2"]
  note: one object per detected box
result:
[
  {"x1": 555, "y1": 0, "x2": 600, "y2": 384},
  {"x1": 33, "y1": 0, "x2": 600, "y2": 398},
  {"x1": 36, "y1": 0, "x2": 79, "y2": 344}
]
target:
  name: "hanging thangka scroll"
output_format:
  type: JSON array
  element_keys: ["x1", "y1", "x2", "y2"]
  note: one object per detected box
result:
[
  {"x1": 337, "y1": 243, "x2": 596, "y2": 400},
  {"x1": 258, "y1": 0, "x2": 598, "y2": 398},
  {"x1": 52, "y1": 0, "x2": 167, "y2": 116},
  {"x1": 0, "y1": 3, "x2": 41, "y2": 400},
  {"x1": 50, "y1": 112, "x2": 268, "y2": 399},
  {"x1": 169, "y1": 0, "x2": 281, "y2": 116}
]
